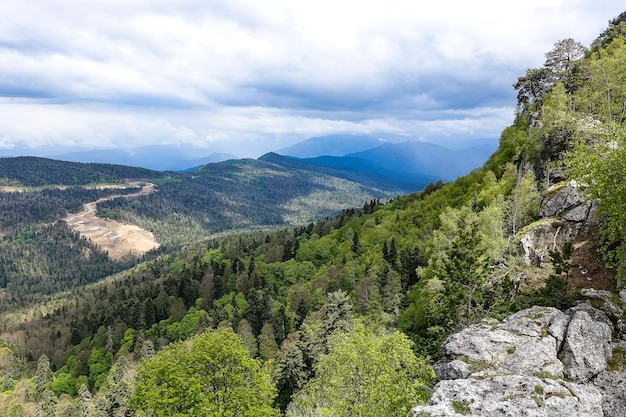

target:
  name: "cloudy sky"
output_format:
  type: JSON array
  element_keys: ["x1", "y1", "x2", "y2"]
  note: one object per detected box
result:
[{"x1": 0, "y1": 1, "x2": 623, "y2": 157}]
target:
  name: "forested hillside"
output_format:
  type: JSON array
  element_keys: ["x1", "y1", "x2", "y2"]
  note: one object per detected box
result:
[
  {"x1": 0, "y1": 154, "x2": 401, "y2": 308},
  {"x1": 0, "y1": 157, "x2": 164, "y2": 187},
  {"x1": 0, "y1": 159, "x2": 170, "y2": 308},
  {"x1": 2, "y1": 13, "x2": 626, "y2": 417},
  {"x1": 97, "y1": 156, "x2": 401, "y2": 247}
]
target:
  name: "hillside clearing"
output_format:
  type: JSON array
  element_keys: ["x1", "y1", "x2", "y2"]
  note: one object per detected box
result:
[{"x1": 62, "y1": 183, "x2": 159, "y2": 260}]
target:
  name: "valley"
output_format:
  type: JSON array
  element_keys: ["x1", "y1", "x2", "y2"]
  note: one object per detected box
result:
[{"x1": 2, "y1": 15, "x2": 626, "y2": 417}]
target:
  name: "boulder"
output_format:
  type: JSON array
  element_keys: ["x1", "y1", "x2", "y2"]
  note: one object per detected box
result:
[
  {"x1": 568, "y1": 301, "x2": 616, "y2": 331},
  {"x1": 434, "y1": 359, "x2": 473, "y2": 381},
  {"x1": 558, "y1": 310, "x2": 612, "y2": 382},
  {"x1": 408, "y1": 375, "x2": 603, "y2": 417},
  {"x1": 578, "y1": 292, "x2": 626, "y2": 338},
  {"x1": 439, "y1": 307, "x2": 566, "y2": 379},
  {"x1": 561, "y1": 200, "x2": 596, "y2": 223},
  {"x1": 409, "y1": 305, "x2": 617, "y2": 417},
  {"x1": 519, "y1": 221, "x2": 580, "y2": 267}
]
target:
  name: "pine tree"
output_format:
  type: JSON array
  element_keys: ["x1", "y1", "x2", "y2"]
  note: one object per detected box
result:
[
  {"x1": 35, "y1": 354, "x2": 53, "y2": 397},
  {"x1": 78, "y1": 384, "x2": 93, "y2": 417},
  {"x1": 37, "y1": 389, "x2": 57, "y2": 417},
  {"x1": 276, "y1": 332, "x2": 309, "y2": 411},
  {"x1": 258, "y1": 322, "x2": 279, "y2": 361},
  {"x1": 442, "y1": 221, "x2": 489, "y2": 326},
  {"x1": 351, "y1": 232, "x2": 360, "y2": 254},
  {"x1": 237, "y1": 319, "x2": 259, "y2": 357},
  {"x1": 308, "y1": 290, "x2": 355, "y2": 363}
]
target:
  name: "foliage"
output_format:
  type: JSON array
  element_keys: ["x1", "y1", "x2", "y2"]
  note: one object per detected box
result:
[
  {"x1": 0, "y1": 156, "x2": 162, "y2": 187},
  {"x1": 567, "y1": 38, "x2": 626, "y2": 282},
  {"x1": 4, "y1": 15, "x2": 626, "y2": 416},
  {"x1": 510, "y1": 170, "x2": 540, "y2": 234},
  {"x1": 130, "y1": 328, "x2": 278, "y2": 417},
  {"x1": 0, "y1": 222, "x2": 138, "y2": 307},
  {"x1": 98, "y1": 157, "x2": 398, "y2": 246},
  {"x1": 607, "y1": 346, "x2": 626, "y2": 371},
  {"x1": 286, "y1": 325, "x2": 435, "y2": 417},
  {"x1": 35, "y1": 354, "x2": 53, "y2": 397}
]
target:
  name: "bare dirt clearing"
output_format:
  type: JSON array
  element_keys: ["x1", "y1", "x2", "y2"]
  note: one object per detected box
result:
[{"x1": 63, "y1": 183, "x2": 159, "y2": 260}]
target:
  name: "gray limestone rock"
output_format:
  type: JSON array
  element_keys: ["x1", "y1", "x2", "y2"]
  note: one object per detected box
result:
[
  {"x1": 566, "y1": 303, "x2": 614, "y2": 333},
  {"x1": 409, "y1": 305, "x2": 619, "y2": 417},
  {"x1": 434, "y1": 359, "x2": 473, "y2": 381},
  {"x1": 561, "y1": 200, "x2": 596, "y2": 222},
  {"x1": 519, "y1": 221, "x2": 580, "y2": 267},
  {"x1": 407, "y1": 376, "x2": 603, "y2": 417},
  {"x1": 594, "y1": 367, "x2": 626, "y2": 417},
  {"x1": 576, "y1": 294, "x2": 624, "y2": 338},
  {"x1": 559, "y1": 310, "x2": 612, "y2": 382},
  {"x1": 440, "y1": 307, "x2": 566, "y2": 378},
  {"x1": 540, "y1": 181, "x2": 586, "y2": 218}
]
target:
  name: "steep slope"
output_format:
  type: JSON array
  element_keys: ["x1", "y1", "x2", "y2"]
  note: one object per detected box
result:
[{"x1": 2, "y1": 14, "x2": 626, "y2": 417}]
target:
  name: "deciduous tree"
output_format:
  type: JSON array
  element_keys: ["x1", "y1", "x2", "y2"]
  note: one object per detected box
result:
[
  {"x1": 130, "y1": 327, "x2": 278, "y2": 417},
  {"x1": 286, "y1": 325, "x2": 434, "y2": 417}
]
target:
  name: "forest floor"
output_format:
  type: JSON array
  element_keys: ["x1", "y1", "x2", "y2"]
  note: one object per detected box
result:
[{"x1": 63, "y1": 182, "x2": 159, "y2": 260}]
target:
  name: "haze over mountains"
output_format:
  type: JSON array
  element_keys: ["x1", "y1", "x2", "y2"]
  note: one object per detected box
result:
[
  {"x1": 52, "y1": 145, "x2": 238, "y2": 172},
  {"x1": 38, "y1": 134, "x2": 497, "y2": 192}
]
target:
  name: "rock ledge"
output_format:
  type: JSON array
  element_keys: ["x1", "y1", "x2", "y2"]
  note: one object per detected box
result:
[{"x1": 408, "y1": 305, "x2": 624, "y2": 417}]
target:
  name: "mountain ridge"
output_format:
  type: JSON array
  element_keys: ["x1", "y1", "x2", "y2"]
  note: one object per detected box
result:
[{"x1": 53, "y1": 145, "x2": 238, "y2": 171}]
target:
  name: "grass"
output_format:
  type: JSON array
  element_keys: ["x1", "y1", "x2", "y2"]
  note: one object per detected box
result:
[
  {"x1": 535, "y1": 370, "x2": 561, "y2": 380},
  {"x1": 452, "y1": 400, "x2": 471, "y2": 415},
  {"x1": 607, "y1": 347, "x2": 626, "y2": 371}
]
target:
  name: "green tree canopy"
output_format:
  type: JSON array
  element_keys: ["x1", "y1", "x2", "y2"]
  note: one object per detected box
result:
[
  {"x1": 130, "y1": 327, "x2": 278, "y2": 417},
  {"x1": 286, "y1": 325, "x2": 435, "y2": 417}
]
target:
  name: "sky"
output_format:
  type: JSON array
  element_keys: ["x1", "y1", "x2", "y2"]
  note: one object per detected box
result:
[{"x1": 0, "y1": 1, "x2": 624, "y2": 158}]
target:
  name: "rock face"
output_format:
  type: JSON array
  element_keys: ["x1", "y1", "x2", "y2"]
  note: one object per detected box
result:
[
  {"x1": 408, "y1": 305, "x2": 622, "y2": 417},
  {"x1": 519, "y1": 220, "x2": 580, "y2": 267},
  {"x1": 413, "y1": 376, "x2": 602, "y2": 417},
  {"x1": 520, "y1": 181, "x2": 597, "y2": 267},
  {"x1": 539, "y1": 181, "x2": 594, "y2": 221}
]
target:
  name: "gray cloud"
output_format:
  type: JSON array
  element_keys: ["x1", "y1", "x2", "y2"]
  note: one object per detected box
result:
[{"x1": 0, "y1": 0, "x2": 624, "y2": 157}]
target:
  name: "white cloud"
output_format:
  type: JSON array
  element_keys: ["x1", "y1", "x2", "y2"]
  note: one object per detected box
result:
[{"x1": 0, "y1": 0, "x2": 624, "y2": 156}]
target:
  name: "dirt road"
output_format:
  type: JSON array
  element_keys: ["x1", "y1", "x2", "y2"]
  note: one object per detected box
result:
[{"x1": 63, "y1": 183, "x2": 159, "y2": 260}]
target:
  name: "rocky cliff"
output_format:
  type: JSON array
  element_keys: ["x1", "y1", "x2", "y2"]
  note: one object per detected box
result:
[{"x1": 408, "y1": 301, "x2": 626, "y2": 417}]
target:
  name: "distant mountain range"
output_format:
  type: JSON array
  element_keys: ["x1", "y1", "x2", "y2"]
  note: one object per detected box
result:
[
  {"x1": 276, "y1": 134, "x2": 497, "y2": 158},
  {"x1": 53, "y1": 145, "x2": 237, "y2": 171},
  {"x1": 1, "y1": 134, "x2": 497, "y2": 194},
  {"x1": 275, "y1": 134, "x2": 404, "y2": 158},
  {"x1": 274, "y1": 136, "x2": 497, "y2": 193}
]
